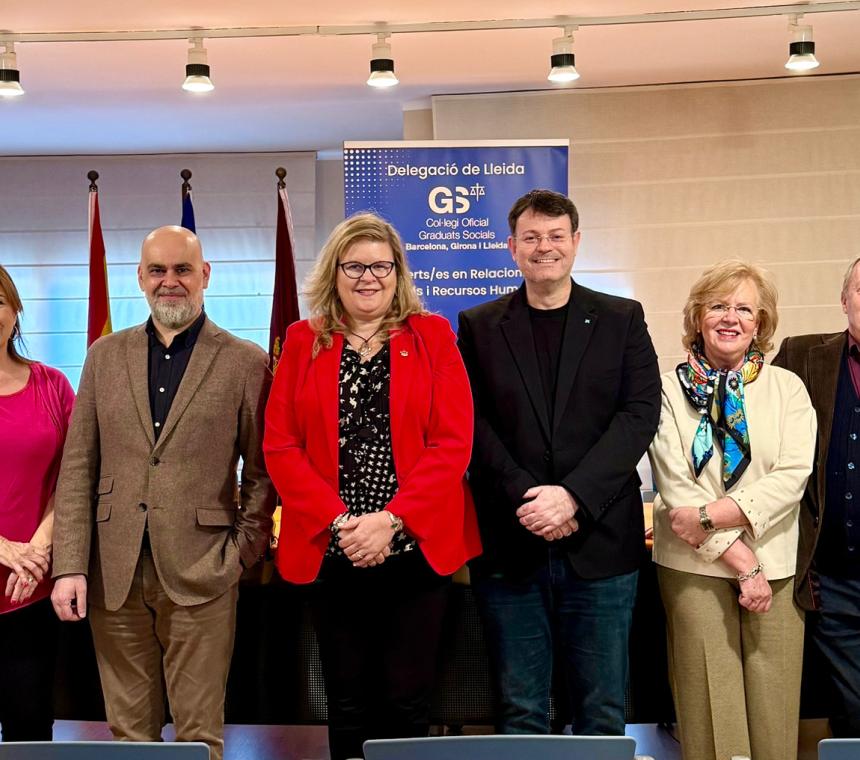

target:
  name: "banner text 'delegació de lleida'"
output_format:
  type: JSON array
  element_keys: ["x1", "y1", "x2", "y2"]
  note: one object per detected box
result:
[{"x1": 343, "y1": 140, "x2": 569, "y2": 327}]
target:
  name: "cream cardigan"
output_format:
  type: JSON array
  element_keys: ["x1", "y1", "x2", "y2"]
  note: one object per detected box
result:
[{"x1": 649, "y1": 364, "x2": 816, "y2": 580}]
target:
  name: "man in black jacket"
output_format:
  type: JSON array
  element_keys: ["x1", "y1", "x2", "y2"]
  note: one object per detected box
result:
[{"x1": 458, "y1": 189, "x2": 660, "y2": 735}]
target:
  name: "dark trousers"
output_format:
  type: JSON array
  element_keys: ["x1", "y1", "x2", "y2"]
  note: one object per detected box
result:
[
  {"x1": 0, "y1": 597, "x2": 57, "y2": 742},
  {"x1": 473, "y1": 550, "x2": 637, "y2": 736},
  {"x1": 811, "y1": 573, "x2": 860, "y2": 737},
  {"x1": 311, "y1": 551, "x2": 450, "y2": 760}
]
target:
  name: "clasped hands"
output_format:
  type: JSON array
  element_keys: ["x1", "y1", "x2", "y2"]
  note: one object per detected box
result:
[
  {"x1": 670, "y1": 505, "x2": 773, "y2": 614},
  {"x1": 736, "y1": 571, "x2": 772, "y2": 613},
  {"x1": 516, "y1": 485, "x2": 579, "y2": 541},
  {"x1": 0, "y1": 536, "x2": 51, "y2": 605},
  {"x1": 337, "y1": 512, "x2": 396, "y2": 568}
]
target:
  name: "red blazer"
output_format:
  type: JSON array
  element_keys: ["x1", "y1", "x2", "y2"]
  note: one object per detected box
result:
[{"x1": 264, "y1": 314, "x2": 482, "y2": 584}]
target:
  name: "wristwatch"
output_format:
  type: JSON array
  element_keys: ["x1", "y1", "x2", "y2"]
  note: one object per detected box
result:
[{"x1": 698, "y1": 504, "x2": 716, "y2": 533}]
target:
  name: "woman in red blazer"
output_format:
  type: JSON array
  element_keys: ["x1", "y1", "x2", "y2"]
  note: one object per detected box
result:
[{"x1": 264, "y1": 212, "x2": 481, "y2": 760}]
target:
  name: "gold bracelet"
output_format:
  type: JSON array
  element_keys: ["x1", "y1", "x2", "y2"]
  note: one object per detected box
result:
[
  {"x1": 385, "y1": 511, "x2": 404, "y2": 533},
  {"x1": 330, "y1": 512, "x2": 350, "y2": 533},
  {"x1": 736, "y1": 562, "x2": 763, "y2": 582}
]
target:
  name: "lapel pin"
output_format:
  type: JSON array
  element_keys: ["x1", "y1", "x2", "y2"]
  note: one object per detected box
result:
[
  {"x1": 584, "y1": 318, "x2": 591, "y2": 325},
  {"x1": 400, "y1": 350, "x2": 409, "y2": 357}
]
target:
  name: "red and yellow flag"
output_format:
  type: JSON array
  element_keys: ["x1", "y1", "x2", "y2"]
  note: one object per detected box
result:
[{"x1": 87, "y1": 184, "x2": 112, "y2": 347}]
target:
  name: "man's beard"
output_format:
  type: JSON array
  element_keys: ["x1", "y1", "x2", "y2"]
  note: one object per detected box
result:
[{"x1": 148, "y1": 292, "x2": 199, "y2": 329}]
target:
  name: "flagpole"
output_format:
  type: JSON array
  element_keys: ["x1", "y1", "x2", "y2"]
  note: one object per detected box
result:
[
  {"x1": 86, "y1": 170, "x2": 112, "y2": 347},
  {"x1": 181, "y1": 168, "x2": 192, "y2": 200},
  {"x1": 275, "y1": 166, "x2": 295, "y2": 239},
  {"x1": 268, "y1": 165, "x2": 300, "y2": 376},
  {"x1": 266, "y1": 166, "x2": 293, "y2": 580}
]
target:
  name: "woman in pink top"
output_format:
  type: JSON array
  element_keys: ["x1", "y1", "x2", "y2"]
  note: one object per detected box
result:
[{"x1": 0, "y1": 264, "x2": 74, "y2": 741}]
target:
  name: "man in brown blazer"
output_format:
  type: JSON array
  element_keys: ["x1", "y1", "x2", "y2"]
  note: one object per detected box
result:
[
  {"x1": 51, "y1": 226, "x2": 275, "y2": 760},
  {"x1": 773, "y1": 255, "x2": 860, "y2": 738}
]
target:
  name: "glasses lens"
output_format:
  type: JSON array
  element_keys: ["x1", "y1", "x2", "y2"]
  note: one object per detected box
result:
[
  {"x1": 708, "y1": 304, "x2": 757, "y2": 321},
  {"x1": 340, "y1": 263, "x2": 363, "y2": 278},
  {"x1": 370, "y1": 262, "x2": 394, "y2": 277},
  {"x1": 518, "y1": 234, "x2": 569, "y2": 247}
]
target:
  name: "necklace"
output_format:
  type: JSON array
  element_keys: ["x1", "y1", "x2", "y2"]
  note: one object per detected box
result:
[{"x1": 347, "y1": 327, "x2": 384, "y2": 358}]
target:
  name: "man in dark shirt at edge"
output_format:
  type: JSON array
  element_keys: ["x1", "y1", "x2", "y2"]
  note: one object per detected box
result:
[
  {"x1": 773, "y1": 255, "x2": 860, "y2": 738},
  {"x1": 457, "y1": 189, "x2": 661, "y2": 735}
]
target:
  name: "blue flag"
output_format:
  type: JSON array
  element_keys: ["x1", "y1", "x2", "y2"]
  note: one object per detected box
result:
[{"x1": 181, "y1": 191, "x2": 196, "y2": 233}]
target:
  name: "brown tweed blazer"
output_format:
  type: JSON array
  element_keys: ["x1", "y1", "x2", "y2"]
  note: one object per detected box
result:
[
  {"x1": 773, "y1": 330, "x2": 845, "y2": 610},
  {"x1": 52, "y1": 317, "x2": 276, "y2": 610}
]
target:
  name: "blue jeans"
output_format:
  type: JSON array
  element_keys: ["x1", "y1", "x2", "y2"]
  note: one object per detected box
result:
[
  {"x1": 811, "y1": 573, "x2": 860, "y2": 737},
  {"x1": 473, "y1": 551, "x2": 638, "y2": 735}
]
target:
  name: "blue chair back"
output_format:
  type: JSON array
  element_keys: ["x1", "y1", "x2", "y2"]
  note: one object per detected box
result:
[
  {"x1": 363, "y1": 735, "x2": 638, "y2": 760},
  {"x1": 0, "y1": 743, "x2": 209, "y2": 760},
  {"x1": 819, "y1": 738, "x2": 860, "y2": 760}
]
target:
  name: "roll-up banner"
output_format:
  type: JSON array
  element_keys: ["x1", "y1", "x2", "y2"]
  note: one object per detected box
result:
[{"x1": 343, "y1": 140, "x2": 569, "y2": 326}]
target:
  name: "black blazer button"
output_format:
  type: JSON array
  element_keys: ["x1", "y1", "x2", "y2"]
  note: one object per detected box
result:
[
  {"x1": 543, "y1": 451, "x2": 551, "y2": 462},
  {"x1": 138, "y1": 502, "x2": 148, "y2": 512},
  {"x1": 150, "y1": 456, "x2": 160, "y2": 466}
]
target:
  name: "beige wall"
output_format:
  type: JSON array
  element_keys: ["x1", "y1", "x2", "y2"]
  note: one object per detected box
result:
[
  {"x1": 403, "y1": 108, "x2": 434, "y2": 140},
  {"x1": 315, "y1": 157, "x2": 345, "y2": 256},
  {"x1": 422, "y1": 75, "x2": 860, "y2": 371}
]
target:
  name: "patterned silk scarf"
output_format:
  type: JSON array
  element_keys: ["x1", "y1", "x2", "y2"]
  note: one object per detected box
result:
[{"x1": 676, "y1": 345, "x2": 764, "y2": 489}]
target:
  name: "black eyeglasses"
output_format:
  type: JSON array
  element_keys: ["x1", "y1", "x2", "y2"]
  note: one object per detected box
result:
[{"x1": 338, "y1": 261, "x2": 396, "y2": 279}]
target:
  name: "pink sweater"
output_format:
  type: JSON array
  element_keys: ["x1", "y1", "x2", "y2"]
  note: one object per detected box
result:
[{"x1": 0, "y1": 363, "x2": 74, "y2": 614}]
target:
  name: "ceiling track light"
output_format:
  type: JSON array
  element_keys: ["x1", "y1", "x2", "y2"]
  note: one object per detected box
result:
[
  {"x1": 785, "y1": 13, "x2": 820, "y2": 72},
  {"x1": 182, "y1": 37, "x2": 214, "y2": 92},
  {"x1": 367, "y1": 33, "x2": 398, "y2": 88},
  {"x1": 0, "y1": 41, "x2": 25, "y2": 99},
  {"x1": 548, "y1": 26, "x2": 580, "y2": 84}
]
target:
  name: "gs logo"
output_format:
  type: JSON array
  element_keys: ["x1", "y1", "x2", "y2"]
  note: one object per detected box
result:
[{"x1": 428, "y1": 186, "x2": 471, "y2": 214}]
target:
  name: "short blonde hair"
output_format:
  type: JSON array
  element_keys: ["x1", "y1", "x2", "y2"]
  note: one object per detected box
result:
[
  {"x1": 303, "y1": 213, "x2": 426, "y2": 354},
  {"x1": 681, "y1": 259, "x2": 778, "y2": 354}
]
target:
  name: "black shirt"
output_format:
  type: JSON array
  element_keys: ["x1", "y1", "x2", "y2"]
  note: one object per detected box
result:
[
  {"x1": 329, "y1": 343, "x2": 414, "y2": 557},
  {"x1": 529, "y1": 300, "x2": 570, "y2": 428},
  {"x1": 819, "y1": 349, "x2": 860, "y2": 577},
  {"x1": 146, "y1": 310, "x2": 206, "y2": 441}
]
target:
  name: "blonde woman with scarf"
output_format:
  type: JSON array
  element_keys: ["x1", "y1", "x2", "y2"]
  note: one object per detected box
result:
[{"x1": 649, "y1": 260, "x2": 816, "y2": 760}]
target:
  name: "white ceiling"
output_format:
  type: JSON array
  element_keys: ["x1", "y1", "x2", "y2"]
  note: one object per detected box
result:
[{"x1": 2, "y1": 1, "x2": 859, "y2": 155}]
